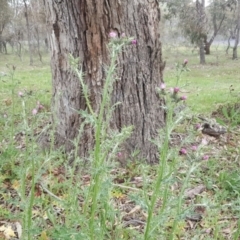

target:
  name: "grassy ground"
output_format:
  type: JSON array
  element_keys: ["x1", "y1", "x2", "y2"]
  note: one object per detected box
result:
[
  {"x1": 163, "y1": 45, "x2": 240, "y2": 113},
  {"x1": 0, "y1": 53, "x2": 51, "y2": 111},
  {"x1": 0, "y1": 46, "x2": 240, "y2": 239}
]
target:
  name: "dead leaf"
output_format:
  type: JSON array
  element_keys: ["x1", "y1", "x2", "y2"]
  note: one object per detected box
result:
[
  {"x1": 4, "y1": 98, "x2": 12, "y2": 106},
  {"x1": 222, "y1": 227, "x2": 232, "y2": 234},
  {"x1": 204, "y1": 228, "x2": 212, "y2": 234},
  {"x1": 0, "y1": 232, "x2": 5, "y2": 239},
  {"x1": 186, "y1": 213, "x2": 202, "y2": 222},
  {"x1": 187, "y1": 220, "x2": 194, "y2": 229},
  {"x1": 35, "y1": 184, "x2": 42, "y2": 197},
  {"x1": 12, "y1": 180, "x2": 20, "y2": 191},
  {"x1": 39, "y1": 231, "x2": 49, "y2": 240},
  {"x1": 15, "y1": 221, "x2": 22, "y2": 239},
  {"x1": 184, "y1": 185, "x2": 205, "y2": 199},
  {"x1": 194, "y1": 205, "x2": 206, "y2": 215},
  {"x1": 0, "y1": 225, "x2": 16, "y2": 239},
  {"x1": 126, "y1": 205, "x2": 141, "y2": 215}
]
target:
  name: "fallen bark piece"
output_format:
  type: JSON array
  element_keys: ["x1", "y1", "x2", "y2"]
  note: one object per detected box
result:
[{"x1": 184, "y1": 185, "x2": 206, "y2": 199}]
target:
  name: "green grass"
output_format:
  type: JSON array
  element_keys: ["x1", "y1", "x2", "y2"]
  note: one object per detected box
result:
[
  {"x1": 0, "y1": 53, "x2": 51, "y2": 113},
  {"x1": 163, "y1": 45, "x2": 240, "y2": 113},
  {"x1": 0, "y1": 45, "x2": 240, "y2": 239}
]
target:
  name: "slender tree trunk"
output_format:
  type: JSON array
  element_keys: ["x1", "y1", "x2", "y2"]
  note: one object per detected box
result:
[
  {"x1": 233, "y1": 0, "x2": 240, "y2": 60},
  {"x1": 205, "y1": 0, "x2": 226, "y2": 56},
  {"x1": 199, "y1": 38, "x2": 206, "y2": 64},
  {"x1": 0, "y1": 31, "x2": 6, "y2": 54},
  {"x1": 204, "y1": 12, "x2": 225, "y2": 55},
  {"x1": 233, "y1": 30, "x2": 240, "y2": 59},
  {"x1": 44, "y1": 0, "x2": 165, "y2": 163},
  {"x1": 23, "y1": 0, "x2": 33, "y2": 65},
  {"x1": 204, "y1": 40, "x2": 210, "y2": 55},
  {"x1": 196, "y1": 0, "x2": 206, "y2": 64},
  {"x1": 0, "y1": 33, "x2": 3, "y2": 53},
  {"x1": 34, "y1": 26, "x2": 43, "y2": 63},
  {"x1": 226, "y1": 35, "x2": 231, "y2": 55}
]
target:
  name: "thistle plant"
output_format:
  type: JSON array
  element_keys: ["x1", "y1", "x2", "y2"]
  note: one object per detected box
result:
[
  {"x1": 69, "y1": 32, "x2": 136, "y2": 239},
  {"x1": 175, "y1": 59, "x2": 189, "y2": 86},
  {"x1": 6, "y1": 64, "x2": 18, "y2": 148},
  {"x1": 143, "y1": 59, "x2": 203, "y2": 239}
]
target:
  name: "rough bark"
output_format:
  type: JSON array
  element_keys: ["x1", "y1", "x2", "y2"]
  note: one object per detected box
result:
[{"x1": 44, "y1": 0, "x2": 165, "y2": 163}]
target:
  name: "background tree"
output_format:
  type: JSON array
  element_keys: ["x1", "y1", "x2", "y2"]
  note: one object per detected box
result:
[
  {"x1": 161, "y1": 0, "x2": 207, "y2": 63},
  {"x1": 160, "y1": 0, "x2": 234, "y2": 62},
  {"x1": 204, "y1": 0, "x2": 227, "y2": 54},
  {"x1": 196, "y1": 0, "x2": 206, "y2": 64},
  {"x1": 5, "y1": 0, "x2": 25, "y2": 58},
  {"x1": 0, "y1": 0, "x2": 12, "y2": 54},
  {"x1": 29, "y1": 0, "x2": 48, "y2": 62},
  {"x1": 23, "y1": 0, "x2": 33, "y2": 65},
  {"x1": 232, "y1": 0, "x2": 240, "y2": 59},
  {"x1": 0, "y1": 0, "x2": 47, "y2": 61},
  {"x1": 44, "y1": 0, "x2": 165, "y2": 162}
]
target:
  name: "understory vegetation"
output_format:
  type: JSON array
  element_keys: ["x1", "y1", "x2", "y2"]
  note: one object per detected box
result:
[{"x1": 1, "y1": 43, "x2": 240, "y2": 239}]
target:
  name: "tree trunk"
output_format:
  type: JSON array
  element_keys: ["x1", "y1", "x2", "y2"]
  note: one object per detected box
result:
[
  {"x1": 204, "y1": 2, "x2": 226, "y2": 56},
  {"x1": 23, "y1": 0, "x2": 33, "y2": 65},
  {"x1": 44, "y1": 0, "x2": 165, "y2": 163},
  {"x1": 226, "y1": 35, "x2": 231, "y2": 55},
  {"x1": 34, "y1": 26, "x2": 43, "y2": 63},
  {"x1": 204, "y1": 41, "x2": 210, "y2": 55},
  {"x1": 233, "y1": 0, "x2": 240, "y2": 60},
  {"x1": 0, "y1": 31, "x2": 7, "y2": 54},
  {"x1": 204, "y1": 14, "x2": 225, "y2": 55},
  {"x1": 196, "y1": 0, "x2": 206, "y2": 64},
  {"x1": 232, "y1": 31, "x2": 239, "y2": 59},
  {"x1": 199, "y1": 38, "x2": 206, "y2": 64}
]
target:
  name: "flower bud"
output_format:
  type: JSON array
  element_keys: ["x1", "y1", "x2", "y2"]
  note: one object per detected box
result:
[
  {"x1": 131, "y1": 39, "x2": 137, "y2": 45},
  {"x1": 109, "y1": 31, "x2": 117, "y2": 38},
  {"x1": 195, "y1": 123, "x2": 201, "y2": 130},
  {"x1": 202, "y1": 155, "x2": 209, "y2": 160},
  {"x1": 18, "y1": 91, "x2": 23, "y2": 97},
  {"x1": 191, "y1": 145, "x2": 198, "y2": 151},
  {"x1": 180, "y1": 95, "x2": 187, "y2": 101},
  {"x1": 32, "y1": 108, "x2": 38, "y2": 115},
  {"x1": 173, "y1": 87, "x2": 180, "y2": 93},
  {"x1": 160, "y1": 83, "x2": 166, "y2": 90},
  {"x1": 179, "y1": 148, "x2": 187, "y2": 155}
]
